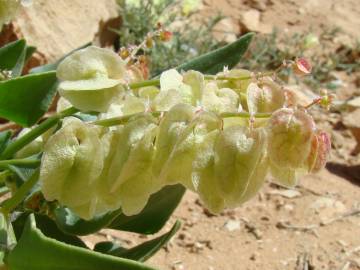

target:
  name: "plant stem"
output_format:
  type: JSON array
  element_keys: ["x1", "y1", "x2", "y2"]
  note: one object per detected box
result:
[
  {"x1": 128, "y1": 71, "x2": 275, "y2": 90},
  {"x1": 0, "y1": 107, "x2": 78, "y2": 160},
  {"x1": 1, "y1": 168, "x2": 39, "y2": 213},
  {"x1": 93, "y1": 110, "x2": 270, "y2": 127},
  {"x1": 93, "y1": 111, "x2": 162, "y2": 126},
  {"x1": 220, "y1": 112, "x2": 271, "y2": 118},
  {"x1": 128, "y1": 79, "x2": 160, "y2": 89},
  {"x1": 0, "y1": 158, "x2": 40, "y2": 169}
]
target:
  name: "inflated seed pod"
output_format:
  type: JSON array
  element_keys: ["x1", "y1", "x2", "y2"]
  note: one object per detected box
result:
[
  {"x1": 307, "y1": 130, "x2": 331, "y2": 173},
  {"x1": 98, "y1": 94, "x2": 146, "y2": 120},
  {"x1": 247, "y1": 78, "x2": 285, "y2": 114},
  {"x1": 201, "y1": 82, "x2": 239, "y2": 114},
  {"x1": 269, "y1": 161, "x2": 299, "y2": 187},
  {"x1": 114, "y1": 124, "x2": 158, "y2": 215},
  {"x1": 182, "y1": 70, "x2": 205, "y2": 104},
  {"x1": 267, "y1": 108, "x2": 315, "y2": 169},
  {"x1": 160, "y1": 110, "x2": 222, "y2": 189},
  {"x1": 40, "y1": 117, "x2": 105, "y2": 220},
  {"x1": 152, "y1": 104, "x2": 196, "y2": 188},
  {"x1": 96, "y1": 114, "x2": 158, "y2": 213},
  {"x1": 57, "y1": 46, "x2": 126, "y2": 112},
  {"x1": 153, "y1": 69, "x2": 204, "y2": 111},
  {"x1": 216, "y1": 69, "x2": 253, "y2": 94},
  {"x1": 192, "y1": 130, "x2": 226, "y2": 213},
  {"x1": 214, "y1": 126, "x2": 267, "y2": 207}
]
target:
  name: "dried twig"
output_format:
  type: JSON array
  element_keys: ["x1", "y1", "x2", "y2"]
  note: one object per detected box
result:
[
  {"x1": 277, "y1": 209, "x2": 360, "y2": 235},
  {"x1": 0, "y1": 122, "x2": 21, "y2": 132},
  {"x1": 295, "y1": 253, "x2": 314, "y2": 270},
  {"x1": 240, "y1": 218, "x2": 263, "y2": 240}
]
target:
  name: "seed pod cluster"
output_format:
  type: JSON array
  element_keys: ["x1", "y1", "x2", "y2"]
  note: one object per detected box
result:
[{"x1": 38, "y1": 46, "x2": 331, "y2": 220}]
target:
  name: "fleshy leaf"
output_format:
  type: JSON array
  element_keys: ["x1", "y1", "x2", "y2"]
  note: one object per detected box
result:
[
  {"x1": 0, "y1": 72, "x2": 58, "y2": 126},
  {"x1": 54, "y1": 208, "x2": 121, "y2": 236},
  {"x1": 175, "y1": 33, "x2": 254, "y2": 74},
  {"x1": 95, "y1": 221, "x2": 180, "y2": 262},
  {"x1": 0, "y1": 39, "x2": 26, "y2": 77},
  {"x1": 109, "y1": 184, "x2": 185, "y2": 234},
  {"x1": 7, "y1": 214, "x2": 158, "y2": 270}
]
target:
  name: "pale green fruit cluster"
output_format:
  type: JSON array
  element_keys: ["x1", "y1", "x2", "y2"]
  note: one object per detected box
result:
[
  {"x1": 39, "y1": 46, "x2": 330, "y2": 220},
  {"x1": 57, "y1": 46, "x2": 127, "y2": 112},
  {"x1": 267, "y1": 108, "x2": 331, "y2": 187},
  {"x1": 0, "y1": 0, "x2": 21, "y2": 29}
]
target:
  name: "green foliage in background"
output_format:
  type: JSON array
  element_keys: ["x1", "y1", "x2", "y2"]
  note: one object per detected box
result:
[
  {"x1": 115, "y1": 0, "x2": 225, "y2": 76},
  {"x1": 240, "y1": 27, "x2": 360, "y2": 90}
]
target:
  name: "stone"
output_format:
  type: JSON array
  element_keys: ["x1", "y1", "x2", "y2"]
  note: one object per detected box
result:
[
  {"x1": 13, "y1": 0, "x2": 118, "y2": 62},
  {"x1": 268, "y1": 189, "x2": 302, "y2": 199},
  {"x1": 213, "y1": 17, "x2": 239, "y2": 43},
  {"x1": 224, "y1": 219, "x2": 241, "y2": 231},
  {"x1": 240, "y1": 9, "x2": 261, "y2": 32}
]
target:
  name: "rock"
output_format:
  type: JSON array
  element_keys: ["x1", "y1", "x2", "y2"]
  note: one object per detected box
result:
[
  {"x1": 239, "y1": 8, "x2": 272, "y2": 34},
  {"x1": 268, "y1": 189, "x2": 302, "y2": 199},
  {"x1": 310, "y1": 197, "x2": 347, "y2": 220},
  {"x1": 224, "y1": 219, "x2": 241, "y2": 231},
  {"x1": 311, "y1": 197, "x2": 346, "y2": 211},
  {"x1": 13, "y1": 0, "x2": 118, "y2": 62},
  {"x1": 247, "y1": 0, "x2": 268, "y2": 11},
  {"x1": 347, "y1": 97, "x2": 360, "y2": 109},
  {"x1": 342, "y1": 108, "x2": 360, "y2": 155},
  {"x1": 343, "y1": 108, "x2": 360, "y2": 129},
  {"x1": 213, "y1": 17, "x2": 239, "y2": 43},
  {"x1": 284, "y1": 204, "x2": 295, "y2": 211},
  {"x1": 240, "y1": 9, "x2": 260, "y2": 32}
]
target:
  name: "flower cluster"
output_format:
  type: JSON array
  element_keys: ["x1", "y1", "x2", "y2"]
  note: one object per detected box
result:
[{"x1": 38, "y1": 46, "x2": 330, "y2": 220}]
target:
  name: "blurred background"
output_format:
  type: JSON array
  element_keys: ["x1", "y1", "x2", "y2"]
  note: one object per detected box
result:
[{"x1": 1, "y1": 0, "x2": 359, "y2": 269}]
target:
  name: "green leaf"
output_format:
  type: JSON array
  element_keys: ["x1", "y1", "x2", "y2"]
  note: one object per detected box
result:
[
  {"x1": 30, "y1": 42, "x2": 91, "y2": 74},
  {"x1": 0, "y1": 71, "x2": 58, "y2": 127},
  {"x1": 0, "y1": 39, "x2": 27, "y2": 77},
  {"x1": 0, "y1": 131, "x2": 12, "y2": 154},
  {"x1": 7, "y1": 214, "x2": 158, "y2": 270},
  {"x1": 11, "y1": 213, "x2": 87, "y2": 248},
  {"x1": 109, "y1": 184, "x2": 185, "y2": 234},
  {"x1": 95, "y1": 221, "x2": 180, "y2": 262},
  {"x1": 54, "y1": 208, "x2": 122, "y2": 236},
  {"x1": 0, "y1": 212, "x2": 16, "y2": 267},
  {"x1": 175, "y1": 33, "x2": 254, "y2": 74},
  {"x1": 25, "y1": 46, "x2": 37, "y2": 62}
]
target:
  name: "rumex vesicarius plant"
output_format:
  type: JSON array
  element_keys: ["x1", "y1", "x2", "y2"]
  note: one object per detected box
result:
[{"x1": 0, "y1": 8, "x2": 331, "y2": 269}]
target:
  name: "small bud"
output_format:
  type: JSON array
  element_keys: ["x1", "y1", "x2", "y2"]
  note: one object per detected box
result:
[
  {"x1": 292, "y1": 57, "x2": 312, "y2": 76},
  {"x1": 159, "y1": 30, "x2": 172, "y2": 42},
  {"x1": 303, "y1": 33, "x2": 319, "y2": 50},
  {"x1": 268, "y1": 108, "x2": 316, "y2": 169},
  {"x1": 119, "y1": 47, "x2": 130, "y2": 59},
  {"x1": 145, "y1": 36, "x2": 154, "y2": 48},
  {"x1": 247, "y1": 78, "x2": 285, "y2": 114},
  {"x1": 319, "y1": 89, "x2": 335, "y2": 110},
  {"x1": 307, "y1": 130, "x2": 331, "y2": 173}
]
